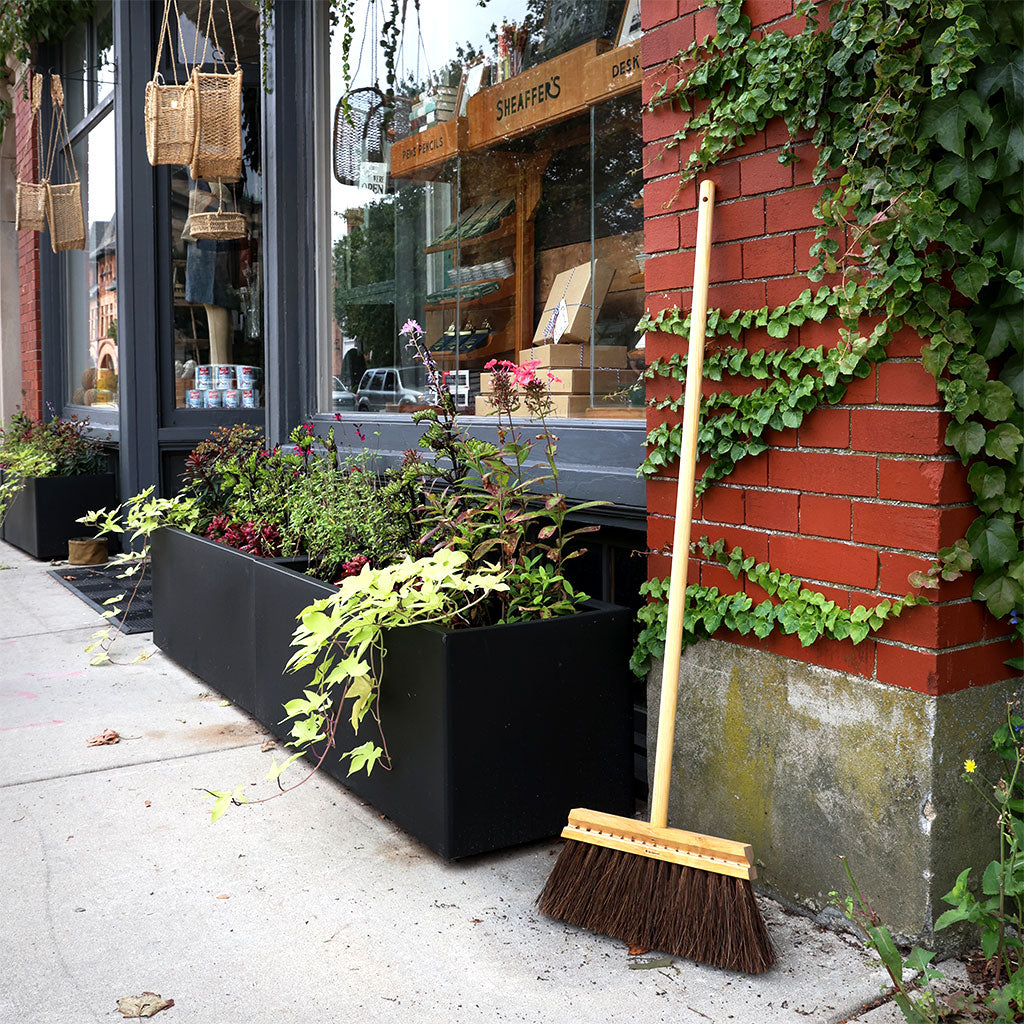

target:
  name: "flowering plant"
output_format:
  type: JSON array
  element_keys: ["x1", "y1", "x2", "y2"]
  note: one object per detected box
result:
[{"x1": 401, "y1": 320, "x2": 603, "y2": 623}]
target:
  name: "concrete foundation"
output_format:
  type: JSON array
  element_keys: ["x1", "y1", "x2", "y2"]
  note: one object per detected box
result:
[{"x1": 648, "y1": 641, "x2": 1020, "y2": 950}]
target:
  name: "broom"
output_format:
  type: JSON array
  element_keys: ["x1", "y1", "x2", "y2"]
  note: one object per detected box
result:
[{"x1": 538, "y1": 179, "x2": 776, "y2": 973}]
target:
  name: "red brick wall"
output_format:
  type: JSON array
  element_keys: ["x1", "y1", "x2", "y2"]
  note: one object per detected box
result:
[
  {"x1": 15, "y1": 78, "x2": 43, "y2": 423},
  {"x1": 641, "y1": 0, "x2": 1017, "y2": 696}
]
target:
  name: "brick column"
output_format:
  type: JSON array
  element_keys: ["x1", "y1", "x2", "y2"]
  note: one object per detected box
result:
[
  {"x1": 640, "y1": 0, "x2": 1018, "y2": 948},
  {"x1": 15, "y1": 75, "x2": 43, "y2": 422}
]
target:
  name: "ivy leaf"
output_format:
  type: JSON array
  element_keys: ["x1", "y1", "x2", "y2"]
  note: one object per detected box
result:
[
  {"x1": 945, "y1": 420, "x2": 985, "y2": 461},
  {"x1": 985, "y1": 423, "x2": 1023, "y2": 462},
  {"x1": 979, "y1": 380, "x2": 1015, "y2": 422},
  {"x1": 952, "y1": 261, "x2": 989, "y2": 300},
  {"x1": 967, "y1": 517, "x2": 1018, "y2": 572},
  {"x1": 974, "y1": 570, "x2": 1023, "y2": 619},
  {"x1": 921, "y1": 93, "x2": 967, "y2": 156},
  {"x1": 968, "y1": 463, "x2": 1006, "y2": 503}
]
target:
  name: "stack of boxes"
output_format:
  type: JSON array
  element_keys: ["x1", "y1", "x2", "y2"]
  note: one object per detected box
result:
[
  {"x1": 410, "y1": 85, "x2": 458, "y2": 133},
  {"x1": 184, "y1": 364, "x2": 262, "y2": 409},
  {"x1": 475, "y1": 343, "x2": 630, "y2": 418}
]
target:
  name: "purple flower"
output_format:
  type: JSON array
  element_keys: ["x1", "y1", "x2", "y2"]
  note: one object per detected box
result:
[{"x1": 400, "y1": 319, "x2": 422, "y2": 337}]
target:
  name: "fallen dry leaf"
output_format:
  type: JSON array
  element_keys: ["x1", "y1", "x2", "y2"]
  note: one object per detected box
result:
[
  {"x1": 627, "y1": 944, "x2": 651, "y2": 956},
  {"x1": 218, "y1": 700, "x2": 230, "y2": 707},
  {"x1": 260, "y1": 740, "x2": 275, "y2": 752},
  {"x1": 144, "y1": 801, "x2": 151, "y2": 808},
  {"x1": 216, "y1": 894, "x2": 229, "y2": 899},
  {"x1": 117, "y1": 992, "x2": 174, "y2": 1018},
  {"x1": 86, "y1": 729, "x2": 120, "y2": 747}
]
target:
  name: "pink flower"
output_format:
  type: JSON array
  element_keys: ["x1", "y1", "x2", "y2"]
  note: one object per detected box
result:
[
  {"x1": 333, "y1": 413, "x2": 341, "y2": 421},
  {"x1": 547, "y1": 373, "x2": 561, "y2": 384},
  {"x1": 484, "y1": 359, "x2": 497, "y2": 370},
  {"x1": 400, "y1": 319, "x2": 422, "y2": 336},
  {"x1": 513, "y1": 361, "x2": 540, "y2": 387}
]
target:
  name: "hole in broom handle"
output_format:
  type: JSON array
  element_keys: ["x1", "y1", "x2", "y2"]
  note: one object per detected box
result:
[{"x1": 650, "y1": 179, "x2": 716, "y2": 829}]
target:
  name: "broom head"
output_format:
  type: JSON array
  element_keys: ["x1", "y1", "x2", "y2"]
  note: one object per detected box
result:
[{"x1": 537, "y1": 808, "x2": 776, "y2": 974}]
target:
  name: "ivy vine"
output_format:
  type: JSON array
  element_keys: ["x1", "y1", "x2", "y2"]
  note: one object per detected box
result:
[
  {"x1": 631, "y1": 537, "x2": 927, "y2": 678},
  {"x1": 639, "y1": 0, "x2": 1023, "y2": 649}
]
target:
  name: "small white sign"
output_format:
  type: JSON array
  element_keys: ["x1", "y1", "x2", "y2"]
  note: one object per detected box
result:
[
  {"x1": 358, "y1": 161, "x2": 388, "y2": 194},
  {"x1": 552, "y1": 299, "x2": 569, "y2": 344}
]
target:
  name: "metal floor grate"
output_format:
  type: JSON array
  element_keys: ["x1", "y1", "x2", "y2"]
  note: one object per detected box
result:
[{"x1": 48, "y1": 564, "x2": 153, "y2": 634}]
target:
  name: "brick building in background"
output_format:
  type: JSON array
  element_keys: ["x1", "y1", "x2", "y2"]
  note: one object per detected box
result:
[{"x1": 640, "y1": 0, "x2": 1018, "y2": 944}]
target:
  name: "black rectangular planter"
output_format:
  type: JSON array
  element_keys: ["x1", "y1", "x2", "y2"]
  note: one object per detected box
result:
[
  {"x1": 152, "y1": 526, "x2": 634, "y2": 858},
  {"x1": 1, "y1": 473, "x2": 117, "y2": 561}
]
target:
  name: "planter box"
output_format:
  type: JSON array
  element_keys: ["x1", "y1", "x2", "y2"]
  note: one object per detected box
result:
[
  {"x1": 1, "y1": 473, "x2": 117, "y2": 560},
  {"x1": 152, "y1": 527, "x2": 634, "y2": 858}
]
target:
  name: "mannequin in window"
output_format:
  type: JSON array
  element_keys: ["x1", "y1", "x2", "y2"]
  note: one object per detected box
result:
[{"x1": 182, "y1": 178, "x2": 238, "y2": 364}]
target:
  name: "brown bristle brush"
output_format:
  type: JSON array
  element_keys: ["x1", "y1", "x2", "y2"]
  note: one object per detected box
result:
[{"x1": 538, "y1": 179, "x2": 776, "y2": 974}]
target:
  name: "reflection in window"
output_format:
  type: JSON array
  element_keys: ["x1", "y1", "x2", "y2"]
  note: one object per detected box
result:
[
  {"x1": 67, "y1": 113, "x2": 118, "y2": 409},
  {"x1": 321, "y1": 0, "x2": 642, "y2": 419}
]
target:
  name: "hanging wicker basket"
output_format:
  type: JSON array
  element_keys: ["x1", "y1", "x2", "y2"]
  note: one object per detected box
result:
[
  {"x1": 146, "y1": 78, "x2": 196, "y2": 166},
  {"x1": 15, "y1": 74, "x2": 47, "y2": 232},
  {"x1": 145, "y1": 0, "x2": 197, "y2": 166},
  {"x1": 189, "y1": 179, "x2": 246, "y2": 241},
  {"x1": 16, "y1": 181, "x2": 49, "y2": 233},
  {"x1": 190, "y1": 208, "x2": 246, "y2": 241},
  {"x1": 46, "y1": 182, "x2": 86, "y2": 252},
  {"x1": 43, "y1": 75, "x2": 85, "y2": 253},
  {"x1": 190, "y1": 2, "x2": 243, "y2": 182}
]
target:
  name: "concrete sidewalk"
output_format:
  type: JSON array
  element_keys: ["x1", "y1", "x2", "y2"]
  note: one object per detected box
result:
[{"x1": 0, "y1": 540, "x2": 934, "y2": 1023}]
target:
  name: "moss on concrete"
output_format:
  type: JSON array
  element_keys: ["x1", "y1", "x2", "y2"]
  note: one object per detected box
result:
[{"x1": 648, "y1": 641, "x2": 1020, "y2": 949}]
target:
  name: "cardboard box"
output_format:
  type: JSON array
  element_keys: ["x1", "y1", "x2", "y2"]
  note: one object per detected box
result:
[
  {"x1": 475, "y1": 393, "x2": 594, "y2": 418},
  {"x1": 480, "y1": 368, "x2": 633, "y2": 394},
  {"x1": 523, "y1": 343, "x2": 628, "y2": 369},
  {"x1": 533, "y1": 259, "x2": 615, "y2": 345}
]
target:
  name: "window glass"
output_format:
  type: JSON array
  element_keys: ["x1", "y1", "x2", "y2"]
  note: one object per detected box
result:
[
  {"x1": 62, "y1": 22, "x2": 88, "y2": 126},
  {"x1": 67, "y1": 113, "x2": 118, "y2": 409},
  {"x1": 94, "y1": 1, "x2": 115, "y2": 106},
  {"x1": 321, "y1": 0, "x2": 641, "y2": 420},
  {"x1": 169, "y1": 72, "x2": 263, "y2": 412}
]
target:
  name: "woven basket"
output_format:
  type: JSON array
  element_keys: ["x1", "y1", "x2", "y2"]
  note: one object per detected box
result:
[
  {"x1": 190, "y1": 209, "x2": 246, "y2": 241},
  {"x1": 46, "y1": 181, "x2": 86, "y2": 253},
  {"x1": 190, "y1": 68, "x2": 242, "y2": 181},
  {"x1": 15, "y1": 74, "x2": 47, "y2": 232},
  {"x1": 15, "y1": 180, "x2": 48, "y2": 232},
  {"x1": 145, "y1": 78, "x2": 196, "y2": 166}
]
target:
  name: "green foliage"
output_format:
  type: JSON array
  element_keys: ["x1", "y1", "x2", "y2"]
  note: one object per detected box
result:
[
  {"x1": 79, "y1": 487, "x2": 201, "y2": 666},
  {"x1": 630, "y1": 538, "x2": 924, "y2": 677},
  {"x1": 637, "y1": 285, "x2": 886, "y2": 488},
  {"x1": 0, "y1": 412, "x2": 108, "y2": 527},
  {"x1": 209, "y1": 549, "x2": 510, "y2": 819},
  {"x1": 0, "y1": 0, "x2": 93, "y2": 143},
  {"x1": 831, "y1": 858, "x2": 948, "y2": 1024},
  {"x1": 640, "y1": 0, "x2": 1023, "y2": 639},
  {"x1": 837, "y1": 709, "x2": 1024, "y2": 1023},
  {"x1": 935, "y1": 711, "x2": 1024, "y2": 1017}
]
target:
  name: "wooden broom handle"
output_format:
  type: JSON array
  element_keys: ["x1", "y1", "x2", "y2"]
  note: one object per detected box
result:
[{"x1": 650, "y1": 179, "x2": 716, "y2": 829}]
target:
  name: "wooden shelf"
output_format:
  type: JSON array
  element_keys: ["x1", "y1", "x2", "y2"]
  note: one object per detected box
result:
[
  {"x1": 432, "y1": 323, "x2": 514, "y2": 365},
  {"x1": 423, "y1": 213, "x2": 516, "y2": 255},
  {"x1": 423, "y1": 275, "x2": 515, "y2": 311}
]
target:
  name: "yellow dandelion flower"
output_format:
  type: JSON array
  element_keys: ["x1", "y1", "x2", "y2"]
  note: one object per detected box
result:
[{"x1": 964, "y1": 759, "x2": 977, "y2": 774}]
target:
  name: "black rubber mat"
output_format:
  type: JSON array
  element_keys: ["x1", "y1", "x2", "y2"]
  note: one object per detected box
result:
[{"x1": 48, "y1": 563, "x2": 153, "y2": 634}]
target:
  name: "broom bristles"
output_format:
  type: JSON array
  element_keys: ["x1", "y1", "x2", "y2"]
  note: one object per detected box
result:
[{"x1": 537, "y1": 838, "x2": 776, "y2": 974}]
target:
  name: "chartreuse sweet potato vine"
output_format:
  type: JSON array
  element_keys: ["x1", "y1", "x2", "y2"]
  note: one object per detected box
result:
[
  {"x1": 636, "y1": 0, "x2": 1023, "y2": 669},
  {"x1": 206, "y1": 549, "x2": 508, "y2": 821}
]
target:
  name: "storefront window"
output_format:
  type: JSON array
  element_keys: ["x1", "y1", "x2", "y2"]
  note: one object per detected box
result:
[
  {"x1": 64, "y1": 2, "x2": 118, "y2": 411},
  {"x1": 319, "y1": 0, "x2": 643, "y2": 420},
  {"x1": 168, "y1": 1, "x2": 264, "y2": 414}
]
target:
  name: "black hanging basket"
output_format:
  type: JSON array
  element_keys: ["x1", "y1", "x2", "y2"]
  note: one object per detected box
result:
[{"x1": 332, "y1": 89, "x2": 409, "y2": 191}]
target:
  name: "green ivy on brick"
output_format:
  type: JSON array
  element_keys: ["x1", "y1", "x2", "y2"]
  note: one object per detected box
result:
[{"x1": 638, "y1": 0, "x2": 1023, "y2": 656}]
